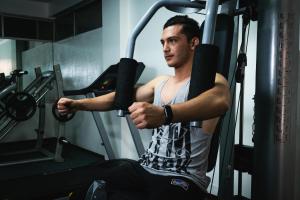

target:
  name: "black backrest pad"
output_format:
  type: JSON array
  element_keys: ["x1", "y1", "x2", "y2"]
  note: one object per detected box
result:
[{"x1": 199, "y1": 14, "x2": 234, "y2": 172}]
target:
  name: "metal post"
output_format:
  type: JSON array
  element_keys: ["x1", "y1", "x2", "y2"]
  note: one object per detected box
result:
[
  {"x1": 296, "y1": 52, "x2": 300, "y2": 200},
  {"x1": 35, "y1": 97, "x2": 45, "y2": 150},
  {"x1": 202, "y1": 0, "x2": 219, "y2": 44},
  {"x1": 86, "y1": 93, "x2": 116, "y2": 160},
  {"x1": 53, "y1": 64, "x2": 66, "y2": 162},
  {"x1": 253, "y1": 0, "x2": 300, "y2": 199},
  {"x1": 217, "y1": 1, "x2": 238, "y2": 200},
  {"x1": 189, "y1": 0, "x2": 219, "y2": 128},
  {"x1": 126, "y1": 115, "x2": 145, "y2": 157}
]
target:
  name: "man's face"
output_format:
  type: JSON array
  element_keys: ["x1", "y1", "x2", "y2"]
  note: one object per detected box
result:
[{"x1": 161, "y1": 24, "x2": 195, "y2": 68}]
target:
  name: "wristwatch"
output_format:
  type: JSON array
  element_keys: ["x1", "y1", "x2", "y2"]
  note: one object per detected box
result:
[{"x1": 163, "y1": 105, "x2": 173, "y2": 125}]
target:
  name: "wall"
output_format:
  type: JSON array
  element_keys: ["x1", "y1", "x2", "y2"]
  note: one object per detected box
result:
[{"x1": 2, "y1": 42, "x2": 57, "y2": 142}]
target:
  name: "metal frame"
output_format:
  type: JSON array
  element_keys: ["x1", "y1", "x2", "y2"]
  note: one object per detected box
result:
[
  {"x1": 125, "y1": 0, "x2": 205, "y2": 59},
  {"x1": 86, "y1": 93, "x2": 116, "y2": 160},
  {"x1": 253, "y1": 0, "x2": 300, "y2": 199},
  {"x1": 53, "y1": 65, "x2": 116, "y2": 160},
  {"x1": 53, "y1": 64, "x2": 67, "y2": 162},
  {"x1": 122, "y1": 0, "x2": 220, "y2": 158},
  {"x1": 0, "y1": 66, "x2": 60, "y2": 166}
]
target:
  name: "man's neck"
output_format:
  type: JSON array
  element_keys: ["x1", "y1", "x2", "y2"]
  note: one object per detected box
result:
[{"x1": 173, "y1": 62, "x2": 192, "y2": 83}]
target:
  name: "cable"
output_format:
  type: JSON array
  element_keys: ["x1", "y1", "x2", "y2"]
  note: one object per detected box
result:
[{"x1": 245, "y1": 22, "x2": 250, "y2": 53}]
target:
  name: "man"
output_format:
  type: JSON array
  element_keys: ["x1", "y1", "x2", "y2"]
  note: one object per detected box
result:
[{"x1": 58, "y1": 15, "x2": 230, "y2": 200}]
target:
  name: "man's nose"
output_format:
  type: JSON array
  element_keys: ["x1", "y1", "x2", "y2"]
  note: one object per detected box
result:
[{"x1": 163, "y1": 43, "x2": 170, "y2": 52}]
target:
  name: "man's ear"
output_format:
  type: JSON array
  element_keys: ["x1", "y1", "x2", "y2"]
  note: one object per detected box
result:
[{"x1": 191, "y1": 37, "x2": 200, "y2": 50}]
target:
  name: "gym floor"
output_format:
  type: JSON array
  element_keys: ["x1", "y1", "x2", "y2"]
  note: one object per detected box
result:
[{"x1": 0, "y1": 138, "x2": 105, "y2": 200}]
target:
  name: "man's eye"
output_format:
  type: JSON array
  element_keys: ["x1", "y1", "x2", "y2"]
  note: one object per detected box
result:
[{"x1": 169, "y1": 39, "x2": 176, "y2": 44}]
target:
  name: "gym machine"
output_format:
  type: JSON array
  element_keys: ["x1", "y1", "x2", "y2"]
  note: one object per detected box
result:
[
  {"x1": 112, "y1": 0, "x2": 300, "y2": 199},
  {"x1": 0, "y1": 70, "x2": 28, "y2": 120},
  {"x1": 253, "y1": 0, "x2": 300, "y2": 199},
  {"x1": 52, "y1": 62, "x2": 145, "y2": 160},
  {"x1": 113, "y1": 1, "x2": 237, "y2": 200},
  {"x1": 0, "y1": 65, "x2": 69, "y2": 166}
]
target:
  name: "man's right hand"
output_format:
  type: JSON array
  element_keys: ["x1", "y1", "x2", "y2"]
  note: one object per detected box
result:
[{"x1": 57, "y1": 98, "x2": 77, "y2": 115}]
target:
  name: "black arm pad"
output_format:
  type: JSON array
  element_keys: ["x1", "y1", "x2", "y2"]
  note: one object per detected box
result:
[
  {"x1": 188, "y1": 44, "x2": 219, "y2": 100},
  {"x1": 114, "y1": 58, "x2": 138, "y2": 110}
]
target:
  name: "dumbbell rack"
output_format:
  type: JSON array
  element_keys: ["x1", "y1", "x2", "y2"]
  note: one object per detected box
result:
[{"x1": 0, "y1": 65, "x2": 66, "y2": 166}]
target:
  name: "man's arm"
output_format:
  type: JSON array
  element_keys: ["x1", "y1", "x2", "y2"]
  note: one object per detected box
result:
[
  {"x1": 129, "y1": 73, "x2": 230, "y2": 130},
  {"x1": 134, "y1": 75, "x2": 169, "y2": 102},
  {"x1": 57, "y1": 75, "x2": 168, "y2": 114},
  {"x1": 57, "y1": 92, "x2": 116, "y2": 114},
  {"x1": 172, "y1": 73, "x2": 230, "y2": 122}
]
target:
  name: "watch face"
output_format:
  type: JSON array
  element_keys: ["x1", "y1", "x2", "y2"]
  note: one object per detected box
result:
[{"x1": 163, "y1": 105, "x2": 173, "y2": 125}]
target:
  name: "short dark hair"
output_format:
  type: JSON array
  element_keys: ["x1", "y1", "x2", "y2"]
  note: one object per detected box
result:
[{"x1": 163, "y1": 15, "x2": 200, "y2": 41}]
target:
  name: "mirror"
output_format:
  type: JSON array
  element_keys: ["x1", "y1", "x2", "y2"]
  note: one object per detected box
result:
[
  {"x1": 0, "y1": 39, "x2": 17, "y2": 76},
  {"x1": 0, "y1": 39, "x2": 54, "y2": 90}
]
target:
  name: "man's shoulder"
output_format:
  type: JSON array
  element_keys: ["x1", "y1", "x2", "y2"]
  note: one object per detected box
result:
[
  {"x1": 154, "y1": 75, "x2": 170, "y2": 82},
  {"x1": 148, "y1": 75, "x2": 170, "y2": 88}
]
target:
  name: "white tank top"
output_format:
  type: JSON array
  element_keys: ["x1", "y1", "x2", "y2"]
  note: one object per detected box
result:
[{"x1": 139, "y1": 79, "x2": 212, "y2": 190}]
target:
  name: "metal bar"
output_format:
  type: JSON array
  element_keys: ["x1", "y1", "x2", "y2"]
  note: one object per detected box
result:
[
  {"x1": 238, "y1": 82, "x2": 244, "y2": 197},
  {"x1": 0, "y1": 120, "x2": 18, "y2": 142},
  {"x1": 0, "y1": 84, "x2": 16, "y2": 99},
  {"x1": 87, "y1": 93, "x2": 116, "y2": 160},
  {"x1": 202, "y1": 0, "x2": 219, "y2": 44},
  {"x1": 54, "y1": 123, "x2": 64, "y2": 162},
  {"x1": 218, "y1": 2, "x2": 239, "y2": 199},
  {"x1": 126, "y1": 0, "x2": 204, "y2": 58},
  {"x1": 23, "y1": 76, "x2": 43, "y2": 93},
  {"x1": 125, "y1": 115, "x2": 145, "y2": 157},
  {"x1": 33, "y1": 73, "x2": 55, "y2": 97},
  {"x1": 35, "y1": 89, "x2": 50, "y2": 103},
  {"x1": 0, "y1": 111, "x2": 6, "y2": 119},
  {"x1": 53, "y1": 65, "x2": 64, "y2": 97},
  {"x1": 53, "y1": 64, "x2": 65, "y2": 162},
  {"x1": 35, "y1": 97, "x2": 46, "y2": 149},
  {"x1": 0, "y1": 116, "x2": 11, "y2": 129},
  {"x1": 0, "y1": 156, "x2": 53, "y2": 167},
  {"x1": 0, "y1": 148, "x2": 51, "y2": 156}
]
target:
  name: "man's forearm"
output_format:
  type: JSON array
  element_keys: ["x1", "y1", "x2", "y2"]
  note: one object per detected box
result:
[
  {"x1": 75, "y1": 92, "x2": 116, "y2": 111},
  {"x1": 171, "y1": 85, "x2": 230, "y2": 123}
]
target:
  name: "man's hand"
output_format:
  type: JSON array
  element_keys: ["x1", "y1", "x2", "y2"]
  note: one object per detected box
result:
[
  {"x1": 57, "y1": 97, "x2": 78, "y2": 115},
  {"x1": 128, "y1": 102, "x2": 165, "y2": 129}
]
